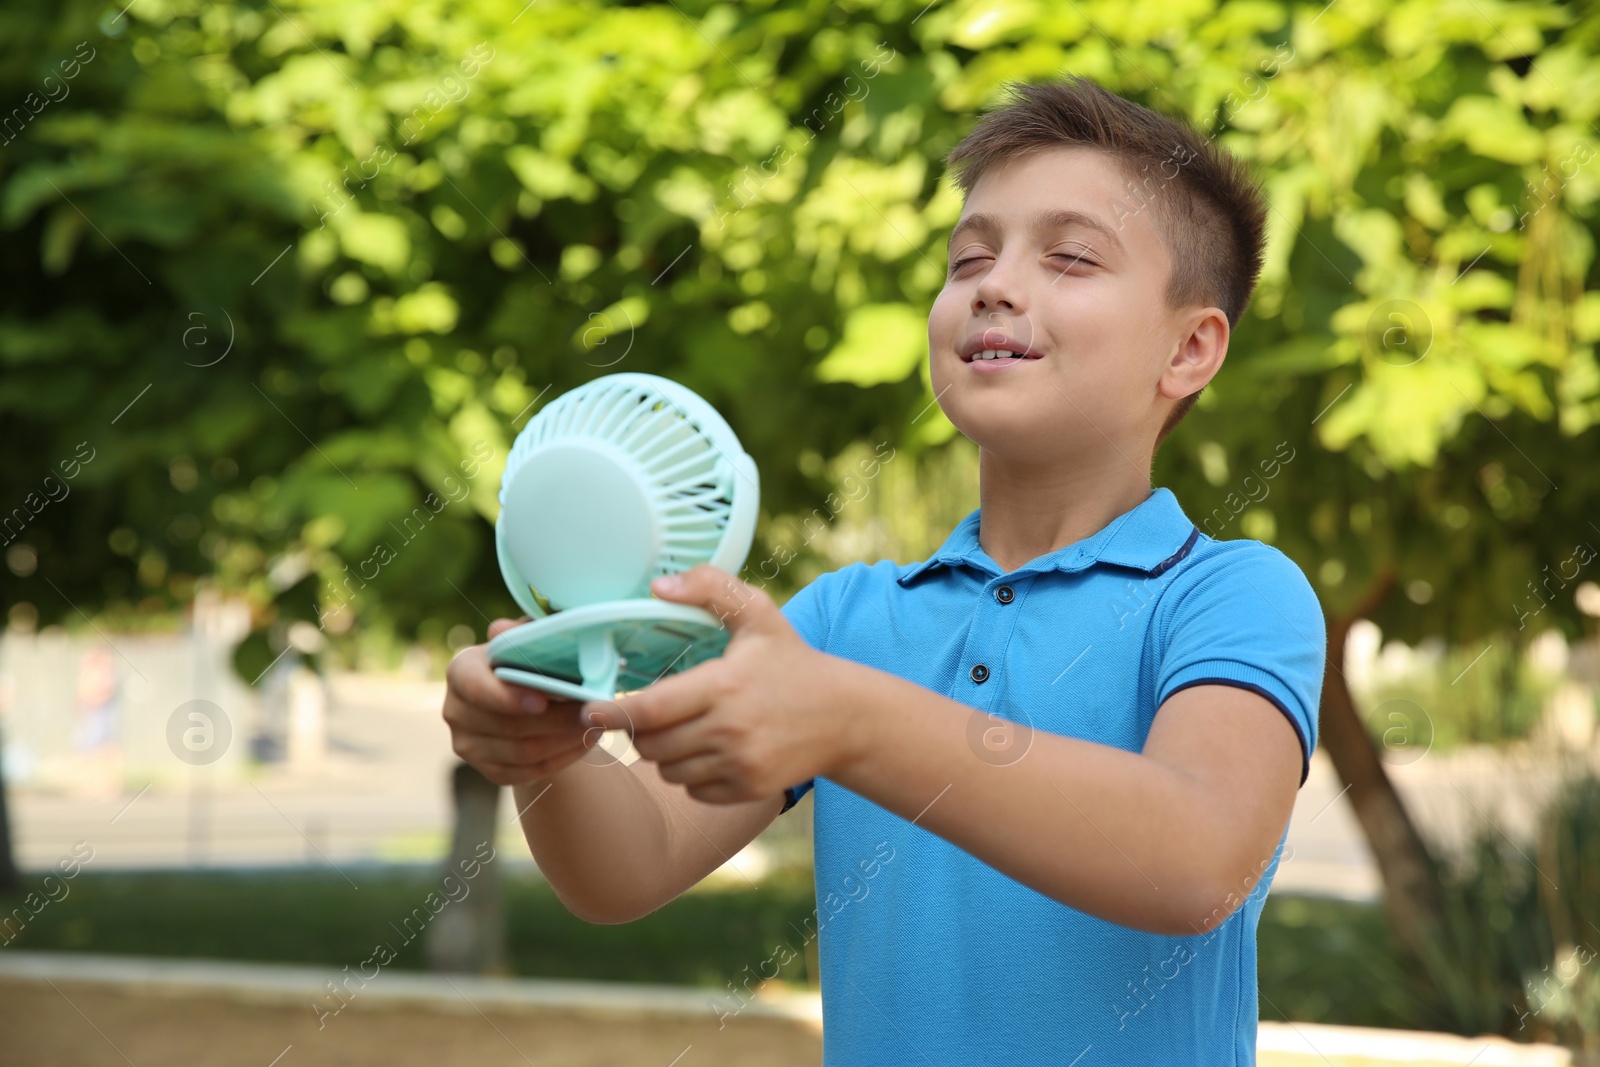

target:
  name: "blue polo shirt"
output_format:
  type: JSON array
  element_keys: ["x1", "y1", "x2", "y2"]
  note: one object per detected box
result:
[{"x1": 775, "y1": 486, "x2": 1325, "y2": 1066}]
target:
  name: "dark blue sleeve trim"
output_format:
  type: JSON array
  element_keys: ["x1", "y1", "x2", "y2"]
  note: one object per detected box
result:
[
  {"x1": 780, "y1": 778, "x2": 815, "y2": 813},
  {"x1": 1162, "y1": 677, "x2": 1311, "y2": 787}
]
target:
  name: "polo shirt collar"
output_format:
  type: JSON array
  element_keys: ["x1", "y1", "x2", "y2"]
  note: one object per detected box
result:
[{"x1": 896, "y1": 487, "x2": 1199, "y2": 586}]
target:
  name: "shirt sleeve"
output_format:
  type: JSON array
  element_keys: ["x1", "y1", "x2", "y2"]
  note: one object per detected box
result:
[
  {"x1": 775, "y1": 570, "x2": 837, "y2": 814},
  {"x1": 1154, "y1": 543, "x2": 1326, "y2": 787}
]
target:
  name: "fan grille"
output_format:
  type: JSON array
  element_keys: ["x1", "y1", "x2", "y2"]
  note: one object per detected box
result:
[{"x1": 502, "y1": 376, "x2": 742, "y2": 586}]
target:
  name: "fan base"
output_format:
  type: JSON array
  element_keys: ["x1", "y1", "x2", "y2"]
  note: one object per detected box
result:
[
  {"x1": 486, "y1": 599, "x2": 730, "y2": 703},
  {"x1": 490, "y1": 666, "x2": 614, "y2": 705}
]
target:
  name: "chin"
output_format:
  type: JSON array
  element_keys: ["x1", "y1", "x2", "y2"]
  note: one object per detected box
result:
[{"x1": 943, "y1": 406, "x2": 1056, "y2": 454}]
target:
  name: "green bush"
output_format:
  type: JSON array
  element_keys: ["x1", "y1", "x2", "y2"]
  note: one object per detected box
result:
[
  {"x1": 1360, "y1": 767, "x2": 1600, "y2": 1057},
  {"x1": 4, "y1": 0, "x2": 1599, "y2": 666},
  {"x1": 1356, "y1": 639, "x2": 1567, "y2": 752}
]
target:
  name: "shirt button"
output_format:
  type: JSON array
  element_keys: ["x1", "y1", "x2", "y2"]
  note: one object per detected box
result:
[
  {"x1": 970, "y1": 663, "x2": 990, "y2": 683},
  {"x1": 995, "y1": 585, "x2": 1014, "y2": 604}
]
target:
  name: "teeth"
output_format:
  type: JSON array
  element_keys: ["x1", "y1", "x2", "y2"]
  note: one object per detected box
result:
[{"x1": 976, "y1": 349, "x2": 1025, "y2": 360}]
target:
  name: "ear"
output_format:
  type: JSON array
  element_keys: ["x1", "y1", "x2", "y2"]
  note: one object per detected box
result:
[{"x1": 1157, "y1": 307, "x2": 1230, "y2": 403}]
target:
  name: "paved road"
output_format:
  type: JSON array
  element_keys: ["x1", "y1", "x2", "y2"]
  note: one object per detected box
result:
[
  {"x1": 10, "y1": 674, "x2": 483, "y2": 872},
  {"x1": 10, "y1": 672, "x2": 1594, "y2": 900},
  {"x1": 7, "y1": 672, "x2": 794, "y2": 882}
]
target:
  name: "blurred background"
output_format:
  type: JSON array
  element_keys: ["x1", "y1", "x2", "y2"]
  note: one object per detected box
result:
[{"x1": 2, "y1": 0, "x2": 1599, "y2": 1064}]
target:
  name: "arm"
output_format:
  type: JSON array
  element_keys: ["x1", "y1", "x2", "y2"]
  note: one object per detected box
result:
[
  {"x1": 818, "y1": 666, "x2": 1301, "y2": 936},
  {"x1": 512, "y1": 746, "x2": 786, "y2": 924},
  {"x1": 596, "y1": 563, "x2": 1311, "y2": 938},
  {"x1": 444, "y1": 619, "x2": 786, "y2": 926}
]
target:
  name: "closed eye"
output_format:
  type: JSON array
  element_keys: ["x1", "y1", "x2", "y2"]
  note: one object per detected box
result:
[{"x1": 948, "y1": 252, "x2": 1099, "y2": 274}]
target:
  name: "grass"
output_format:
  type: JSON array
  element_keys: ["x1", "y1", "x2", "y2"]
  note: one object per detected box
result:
[
  {"x1": 1255, "y1": 894, "x2": 1413, "y2": 1030},
  {"x1": 2, "y1": 867, "x2": 1404, "y2": 1023},
  {"x1": 1, "y1": 865, "x2": 820, "y2": 989}
]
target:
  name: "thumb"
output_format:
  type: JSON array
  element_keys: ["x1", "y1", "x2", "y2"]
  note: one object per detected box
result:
[{"x1": 648, "y1": 564, "x2": 775, "y2": 634}]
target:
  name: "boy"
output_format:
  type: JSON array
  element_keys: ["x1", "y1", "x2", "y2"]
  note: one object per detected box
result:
[{"x1": 442, "y1": 75, "x2": 1325, "y2": 1065}]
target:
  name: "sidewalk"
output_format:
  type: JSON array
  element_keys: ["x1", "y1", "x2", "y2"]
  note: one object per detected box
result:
[
  {"x1": 7, "y1": 673, "x2": 482, "y2": 871},
  {"x1": 7, "y1": 669, "x2": 1591, "y2": 901},
  {"x1": 6, "y1": 671, "x2": 797, "y2": 881}
]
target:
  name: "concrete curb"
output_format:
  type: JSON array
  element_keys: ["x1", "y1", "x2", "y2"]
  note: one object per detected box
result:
[
  {"x1": 0, "y1": 951, "x2": 1572, "y2": 1063},
  {"x1": 0, "y1": 951, "x2": 821, "y2": 1027},
  {"x1": 1255, "y1": 1020, "x2": 1570, "y2": 1066}
]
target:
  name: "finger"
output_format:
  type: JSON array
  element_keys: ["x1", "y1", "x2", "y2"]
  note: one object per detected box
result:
[
  {"x1": 510, "y1": 730, "x2": 607, "y2": 784},
  {"x1": 523, "y1": 738, "x2": 602, "y2": 783},
  {"x1": 583, "y1": 661, "x2": 718, "y2": 735},
  {"x1": 458, "y1": 729, "x2": 590, "y2": 771},
  {"x1": 631, "y1": 718, "x2": 719, "y2": 765},
  {"x1": 656, "y1": 750, "x2": 728, "y2": 788},
  {"x1": 488, "y1": 616, "x2": 530, "y2": 640},
  {"x1": 474, "y1": 754, "x2": 586, "y2": 788},
  {"x1": 645, "y1": 564, "x2": 778, "y2": 636},
  {"x1": 447, "y1": 697, "x2": 585, "y2": 740},
  {"x1": 446, "y1": 645, "x2": 551, "y2": 716},
  {"x1": 473, "y1": 761, "x2": 533, "y2": 787},
  {"x1": 685, "y1": 780, "x2": 746, "y2": 805}
]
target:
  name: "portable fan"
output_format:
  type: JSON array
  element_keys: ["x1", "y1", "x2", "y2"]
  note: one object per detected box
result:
[{"x1": 486, "y1": 373, "x2": 759, "y2": 704}]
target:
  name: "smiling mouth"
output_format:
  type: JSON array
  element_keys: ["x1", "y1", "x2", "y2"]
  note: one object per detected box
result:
[
  {"x1": 967, "y1": 349, "x2": 1040, "y2": 362},
  {"x1": 961, "y1": 329, "x2": 1040, "y2": 362}
]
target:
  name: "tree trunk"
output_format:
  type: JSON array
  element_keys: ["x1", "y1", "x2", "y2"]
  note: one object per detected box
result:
[
  {"x1": 1318, "y1": 570, "x2": 1447, "y2": 965},
  {"x1": 0, "y1": 741, "x2": 17, "y2": 893},
  {"x1": 425, "y1": 761, "x2": 506, "y2": 974}
]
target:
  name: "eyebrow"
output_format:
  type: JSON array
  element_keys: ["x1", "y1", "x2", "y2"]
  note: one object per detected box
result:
[{"x1": 947, "y1": 208, "x2": 1126, "y2": 257}]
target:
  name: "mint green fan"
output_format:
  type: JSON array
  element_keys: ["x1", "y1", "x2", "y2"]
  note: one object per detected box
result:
[{"x1": 487, "y1": 373, "x2": 759, "y2": 704}]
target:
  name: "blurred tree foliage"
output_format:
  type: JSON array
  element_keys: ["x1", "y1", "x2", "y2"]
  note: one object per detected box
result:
[
  {"x1": 2, "y1": 0, "x2": 1597, "y2": 654},
  {"x1": 3, "y1": 0, "x2": 1600, "y2": 1000}
]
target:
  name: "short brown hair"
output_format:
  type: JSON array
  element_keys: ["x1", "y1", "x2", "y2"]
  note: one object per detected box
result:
[{"x1": 943, "y1": 75, "x2": 1269, "y2": 448}]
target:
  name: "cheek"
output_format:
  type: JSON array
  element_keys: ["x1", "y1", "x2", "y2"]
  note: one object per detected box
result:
[
  {"x1": 926, "y1": 290, "x2": 960, "y2": 368},
  {"x1": 928, "y1": 286, "x2": 961, "y2": 337},
  {"x1": 928, "y1": 345, "x2": 953, "y2": 397},
  {"x1": 1057, "y1": 290, "x2": 1143, "y2": 365}
]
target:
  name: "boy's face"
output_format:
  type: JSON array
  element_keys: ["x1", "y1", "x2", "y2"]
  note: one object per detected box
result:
[{"x1": 928, "y1": 145, "x2": 1214, "y2": 462}]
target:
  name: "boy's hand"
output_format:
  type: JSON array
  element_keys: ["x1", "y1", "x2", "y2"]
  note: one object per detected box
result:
[
  {"x1": 581, "y1": 565, "x2": 858, "y2": 805},
  {"x1": 443, "y1": 617, "x2": 601, "y2": 786}
]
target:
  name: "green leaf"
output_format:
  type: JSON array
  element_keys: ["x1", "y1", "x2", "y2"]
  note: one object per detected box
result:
[
  {"x1": 1440, "y1": 96, "x2": 1545, "y2": 165},
  {"x1": 392, "y1": 283, "x2": 460, "y2": 334},
  {"x1": 814, "y1": 303, "x2": 926, "y2": 387},
  {"x1": 40, "y1": 206, "x2": 85, "y2": 275},
  {"x1": 338, "y1": 212, "x2": 410, "y2": 273}
]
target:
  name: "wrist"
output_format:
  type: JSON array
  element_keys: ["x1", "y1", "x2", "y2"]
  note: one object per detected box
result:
[
  {"x1": 510, "y1": 747, "x2": 601, "y2": 810},
  {"x1": 510, "y1": 777, "x2": 550, "y2": 813}
]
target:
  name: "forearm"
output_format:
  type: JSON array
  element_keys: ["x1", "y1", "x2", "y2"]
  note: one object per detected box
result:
[
  {"x1": 826, "y1": 661, "x2": 1252, "y2": 936},
  {"x1": 512, "y1": 743, "x2": 676, "y2": 924}
]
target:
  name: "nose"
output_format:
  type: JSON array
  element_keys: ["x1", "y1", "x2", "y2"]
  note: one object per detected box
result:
[{"x1": 971, "y1": 251, "x2": 1024, "y2": 314}]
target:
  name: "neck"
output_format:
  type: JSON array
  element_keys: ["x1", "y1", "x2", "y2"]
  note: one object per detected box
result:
[{"x1": 975, "y1": 446, "x2": 1153, "y2": 573}]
